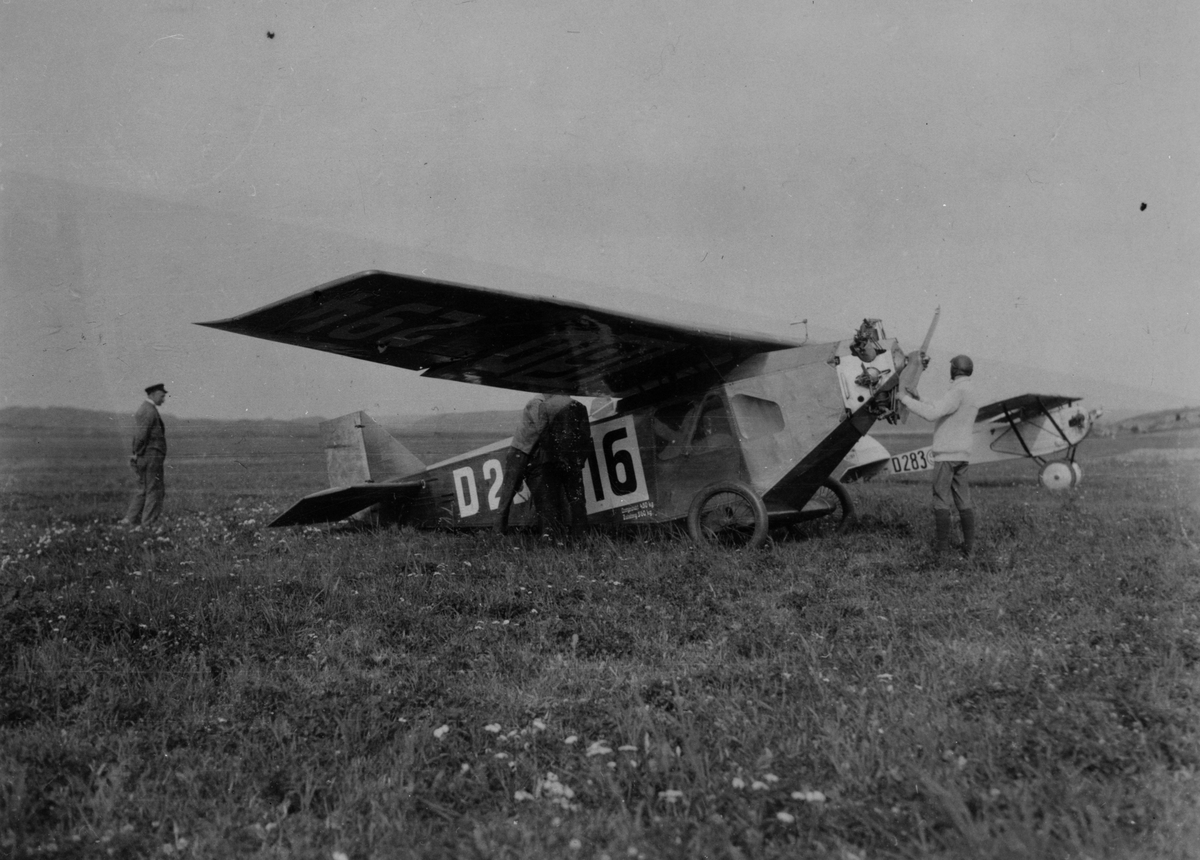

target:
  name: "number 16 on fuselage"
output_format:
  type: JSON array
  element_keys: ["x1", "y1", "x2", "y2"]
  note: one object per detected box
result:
[{"x1": 445, "y1": 413, "x2": 650, "y2": 527}]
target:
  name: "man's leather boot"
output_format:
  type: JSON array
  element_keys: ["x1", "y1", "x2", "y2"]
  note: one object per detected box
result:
[
  {"x1": 494, "y1": 449, "x2": 529, "y2": 534},
  {"x1": 960, "y1": 508, "x2": 976, "y2": 558},
  {"x1": 933, "y1": 510, "x2": 952, "y2": 556}
]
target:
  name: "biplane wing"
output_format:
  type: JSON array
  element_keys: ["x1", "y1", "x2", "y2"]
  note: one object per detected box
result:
[
  {"x1": 975, "y1": 393, "x2": 1079, "y2": 425},
  {"x1": 200, "y1": 271, "x2": 799, "y2": 400},
  {"x1": 269, "y1": 480, "x2": 425, "y2": 528}
]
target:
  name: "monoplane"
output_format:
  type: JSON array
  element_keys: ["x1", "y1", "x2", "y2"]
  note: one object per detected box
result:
[
  {"x1": 838, "y1": 394, "x2": 1100, "y2": 490},
  {"x1": 201, "y1": 270, "x2": 929, "y2": 548}
]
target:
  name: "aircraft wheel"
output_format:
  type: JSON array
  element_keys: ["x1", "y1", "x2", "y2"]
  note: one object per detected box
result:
[
  {"x1": 1039, "y1": 461, "x2": 1076, "y2": 491},
  {"x1": 687, "y1": 481, "x2": 769, "y2": 550},
  {"x1": 789, "y1": 477, "x2": 855, "y2": 539},
  {"x1": 1070, "y1": 462, "x2": 1083, "y2": 486}
]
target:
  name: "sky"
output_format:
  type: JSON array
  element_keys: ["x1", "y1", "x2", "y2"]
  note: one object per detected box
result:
[{"x1": 2, "y1": 0, "x2": 1197, "y2": 421}]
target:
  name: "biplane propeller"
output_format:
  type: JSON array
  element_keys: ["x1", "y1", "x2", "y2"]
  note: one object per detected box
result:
[{"x1": 201, "y1": 270, "x2": 929, "y2": 548}]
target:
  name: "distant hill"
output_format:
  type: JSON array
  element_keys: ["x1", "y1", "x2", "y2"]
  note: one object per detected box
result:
[
  {"x1": 5, "y1": 368, "x2": 1193, "y2": 443},
  {"x1": 1107, "y1": 406, "x2": 1200, "y2": 434},
  {"x1": 0, "y1": 406, "x2": 324, "y2": 436},
  {"x1": 0, "y1": 405, "x2": 521, "y2": 442},
  {"x1": 332, "y1": 410, "x2": 521, "y2": 447},
  {"x1": 400, "y1": 410, "x2": 524, "y2": 436},
  {"x1": 0, "y1": 406, "x2": 126, "y2": 433}
]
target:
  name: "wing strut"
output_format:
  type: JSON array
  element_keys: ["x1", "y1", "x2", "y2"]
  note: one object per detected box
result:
[
  {"x1": 763, "y1": 385, "x2": 892, "y2": 511},
  {"x1": 1033, "y1": 396, "x2": 1079, "y2": 462},
  {"x1": 1000, "y1": 404, "x2": 1041, "y2": 465},
  {"x1": 1000, "y1": 396, "x2": 1079, "y2": 467}
]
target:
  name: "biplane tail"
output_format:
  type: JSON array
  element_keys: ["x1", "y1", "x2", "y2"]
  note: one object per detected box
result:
[
  {"x1": 268, "y1": 412, "x2": 427, "y2": 527},
  {"x1": 837, "y1": 435, "x2": 892, "y2": 483}
]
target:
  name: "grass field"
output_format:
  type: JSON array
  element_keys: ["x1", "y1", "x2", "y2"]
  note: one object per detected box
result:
[{"x1": 2, "y1": 422, "x2": 1199, "y2": 859}]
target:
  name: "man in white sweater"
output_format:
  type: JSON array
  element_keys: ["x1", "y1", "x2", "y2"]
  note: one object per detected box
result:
[{"x1": 898, "y1": 355, "x2": 980, "y2": 557}]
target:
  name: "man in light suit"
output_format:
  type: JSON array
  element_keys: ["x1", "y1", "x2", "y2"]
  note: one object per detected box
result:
[
  {"x1": 898, "y1": 355, "x2": 981, "y2": 558},
  {"x1": 122, "y1": 383, "x2": 168, "y2": 526}
]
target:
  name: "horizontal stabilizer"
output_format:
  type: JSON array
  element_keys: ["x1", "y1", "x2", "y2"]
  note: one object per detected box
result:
[
  {"x1": 836, "y1": 434, "x2": 892, "y2": 483},
  {"x1": 270, "y1": 481, "x2": 424, "y2": 527}
]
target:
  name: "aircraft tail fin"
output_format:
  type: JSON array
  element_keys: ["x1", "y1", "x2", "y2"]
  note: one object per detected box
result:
[{"x1": 322, "y1": 412, "x2": 426, "y2": 487}]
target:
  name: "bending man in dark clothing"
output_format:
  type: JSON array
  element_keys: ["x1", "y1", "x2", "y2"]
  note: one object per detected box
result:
[{"x1": 495, "y1": 393, "x2": 589, "y2": 538}]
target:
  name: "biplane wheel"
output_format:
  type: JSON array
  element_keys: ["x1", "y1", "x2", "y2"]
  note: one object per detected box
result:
[
  {"x1": 1039, "y1": 461, "x2": 1076, "y2": 491},
  {"x1": 788, "y1": 477, "x2": 855, "y2": 539},
  {"x1": 1070, "y1": 462, "x2": 1083, "y2": 486},
  {"x1": 687, "y1": 480, "x2": 769, "y2": 550}
]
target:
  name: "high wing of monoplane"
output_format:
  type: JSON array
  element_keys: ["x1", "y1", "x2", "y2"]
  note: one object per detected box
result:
[
  {"x1": 199, "y1": 271, "x2": 799, "y2": 404},
  {"x1": 839, "y1": 393, "x2": 1100, "y2": 490}
]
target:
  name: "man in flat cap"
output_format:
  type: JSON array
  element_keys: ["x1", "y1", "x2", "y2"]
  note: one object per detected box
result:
[
  {"x1": 121, "y1": 383, "x2": 169, "y2": 526},
  {"x1": 899, "y1": 355, "x2": 980, "y2": 558}
]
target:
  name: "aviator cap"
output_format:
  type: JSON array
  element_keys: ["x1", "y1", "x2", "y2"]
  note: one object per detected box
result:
[
  {"x1": 950, "y1": 355, "x2": 973, "y2": 377},
  {"x1": 145, "y1": 383, "x2": 167, "y2": 395}
]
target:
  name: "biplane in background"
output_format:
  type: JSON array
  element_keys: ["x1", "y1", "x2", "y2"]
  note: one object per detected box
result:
[
  {"x1": 201, "y1": 270, "x2": 933, "y2": 548},
  {"x1": 838, "y1": 394, "x2": 1101, "y2": 490}
]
